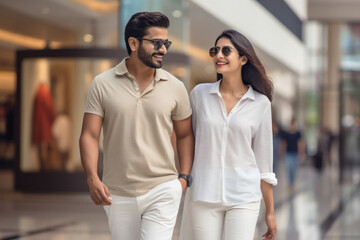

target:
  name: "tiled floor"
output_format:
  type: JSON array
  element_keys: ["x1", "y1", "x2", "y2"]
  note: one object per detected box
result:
[{"x1": 0, "y1": 160, "x2": 359, "y2": 240}]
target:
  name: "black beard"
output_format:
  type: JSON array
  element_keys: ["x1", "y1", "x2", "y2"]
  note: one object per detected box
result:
[{"x1": 138, "y1": 43, "x2": 164, "y2": 68}]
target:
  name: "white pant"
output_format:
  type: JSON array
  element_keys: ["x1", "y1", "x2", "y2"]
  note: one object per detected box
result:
[
  {"x1": 104, "y1": 179, "x2": 182, "y2": 240},
  {"x1": 180, "y1": 189, "x2": 260, "y2": 240}
]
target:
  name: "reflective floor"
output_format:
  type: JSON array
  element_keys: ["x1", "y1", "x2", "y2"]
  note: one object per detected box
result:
[{"x1": 0, "y1": 160, "x2": 359, "y2": 240}]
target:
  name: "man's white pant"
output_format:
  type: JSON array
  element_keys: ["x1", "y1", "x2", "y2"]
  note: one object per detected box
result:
[{"x1": 104, "y1": 179, "x2": 182, "y2": 240}]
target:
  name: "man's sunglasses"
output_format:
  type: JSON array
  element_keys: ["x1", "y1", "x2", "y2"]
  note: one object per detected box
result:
[
  {"x1": 209, "y1": 46, "x2": 235, "y2": 57},
  {"x1": 137, "y1": 38, "x2": 172, "y2": 50}
]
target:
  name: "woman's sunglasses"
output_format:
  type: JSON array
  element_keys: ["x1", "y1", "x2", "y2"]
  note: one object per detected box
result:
[
  {"x1": 209, "y1": 46, "x2": 234, "y2": 57},
  {"x1": 137, "y1": 38, "x2": 172, "y2": 50}
]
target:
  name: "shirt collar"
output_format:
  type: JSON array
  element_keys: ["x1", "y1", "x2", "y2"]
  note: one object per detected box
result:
[
  {"x1": 209, "y1": 80, "x2": 256, "y2": 101},
  {"x1": 115, "y1": 57, "x2": 168, "y2": 82}
]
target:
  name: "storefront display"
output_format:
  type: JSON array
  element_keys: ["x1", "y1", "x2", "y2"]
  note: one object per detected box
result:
[{"x1": 15, "y1": 48, "x2": 189, "y2": 191}]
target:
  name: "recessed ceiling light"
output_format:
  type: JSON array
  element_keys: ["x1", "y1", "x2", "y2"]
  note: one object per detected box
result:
[
  {"x1": 172, "y1": 10, "x2": 182, "y2": 18},
  {"x1": 83, "y1": 34, "x2": 94, "y2": 43}
]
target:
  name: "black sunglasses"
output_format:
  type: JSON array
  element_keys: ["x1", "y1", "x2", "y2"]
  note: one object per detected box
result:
[
  {"x1": 209, "y1": 46, "x2": 235, "y2": 57},
  {"x1": 137, "y1": 38, "x2": 172, "y2": 50}
]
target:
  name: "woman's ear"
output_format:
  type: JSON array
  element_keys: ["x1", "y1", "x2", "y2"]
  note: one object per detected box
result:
[
  {"x1": 128, "y1": 37, "x2": 138, "y2": 52},
  {"x1": 241, "y1": 55, "x2": 248, "y2": 65}
]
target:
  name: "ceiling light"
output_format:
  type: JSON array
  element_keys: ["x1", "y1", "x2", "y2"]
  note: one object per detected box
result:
[
  {"x1": 0, "y1": 29, "x2": 61, "y2": 49},
  {"x1": 83, "y1": 34, "x2": 94, "y2": 43},
  {"x1": 172, "y1": 10, "x2": 182, "y2": 18},
  {"x1": 71, "y1": 0, "x2": 119, "y2": 13}
]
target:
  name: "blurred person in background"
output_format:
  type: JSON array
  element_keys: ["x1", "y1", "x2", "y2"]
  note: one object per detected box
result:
[
  {"x1": 180, "y1": 29, "x2": 277, "y2": 240},
  {"x1": 79, "y1": 12, "x2": 194, "y2": 240},
  {"x1": 280, "y1": 118, "x2": 306, "y2": 192}
]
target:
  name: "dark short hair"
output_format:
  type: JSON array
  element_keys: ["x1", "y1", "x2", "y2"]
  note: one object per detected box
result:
[
  {"x1": 124, "y1": 12, "x2": 170, "y2": 55},
  {"x1": 215, "y1": 29, "x2": 273, "y2": 101}
]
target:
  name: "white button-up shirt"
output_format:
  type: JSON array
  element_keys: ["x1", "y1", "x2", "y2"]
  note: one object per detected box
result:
[{"x1": 190, "y1": 81, "x2": 277, "y2": 205}]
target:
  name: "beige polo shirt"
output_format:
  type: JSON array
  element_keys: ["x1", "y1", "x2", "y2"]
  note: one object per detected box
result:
[{"x1": 84, "y1": 58, "x2": 192, "y2": 197}]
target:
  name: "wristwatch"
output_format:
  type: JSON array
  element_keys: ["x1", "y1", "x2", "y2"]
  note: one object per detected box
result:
[{"x1": 178, "y1": 174, "x2": 193, "y2": 187}]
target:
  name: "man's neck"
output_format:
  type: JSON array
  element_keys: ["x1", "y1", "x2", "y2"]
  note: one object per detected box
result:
[{"x1": 126, "y1": 57, "x2": 156, "y2": 82}]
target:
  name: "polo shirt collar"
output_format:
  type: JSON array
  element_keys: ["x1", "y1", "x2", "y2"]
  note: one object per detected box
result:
[
  {"x1": 114, "y1": 57, "x2": 129, "y2": 76},
  {"x1": 154, "y1": 68, "x2": 169, "y2": 82},
  {"x1": 210, "y1": 80, "x2": 256, "y2": 101},
  {"x1": 115, "y1": 57, "x2": 168, "y2": 82}
]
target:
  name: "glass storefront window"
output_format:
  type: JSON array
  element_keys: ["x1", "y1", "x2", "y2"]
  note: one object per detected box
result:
[
  {"x1": 20, "y1": 58, "x2": 118, "y2": 172},
  {"x1": 340, "y1": 71, "x2": 360, "y2": 165},
  {"x1": 340, "y1": 24, "x2": 360, "y2": 168}
]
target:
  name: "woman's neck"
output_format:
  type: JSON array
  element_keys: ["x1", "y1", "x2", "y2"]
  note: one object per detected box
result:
[{"x1": 220, "y1": 74, "x2": 248, "y2": 95}]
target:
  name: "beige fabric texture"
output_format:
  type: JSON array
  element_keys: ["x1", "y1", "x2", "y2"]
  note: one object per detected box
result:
[{"x1": 84, "y1": 58, "x2": 192, "y2": 197}]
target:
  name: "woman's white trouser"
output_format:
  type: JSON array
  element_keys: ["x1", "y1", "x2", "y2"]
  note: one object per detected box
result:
[
  {"x1": 104, "y1": 179, "x2": 182, "y2": 240},
  {"x1": 180, "y1": 189, "x2": 260, "y2": 240}
]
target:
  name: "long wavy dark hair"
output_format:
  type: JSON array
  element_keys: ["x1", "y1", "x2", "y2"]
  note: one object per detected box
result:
[{"x1": 215, "y1": 29, "x2": 273, "y2": 101}]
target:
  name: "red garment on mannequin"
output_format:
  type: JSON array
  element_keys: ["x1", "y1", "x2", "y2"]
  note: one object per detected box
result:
[{"x1": 32, "y1": 83, "x2": 55, "y2": 144}]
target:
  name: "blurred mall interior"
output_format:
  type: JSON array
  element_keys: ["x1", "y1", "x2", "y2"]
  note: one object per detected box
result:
[{"x1": 0, "y1": 0, "x2": 359, "y2": 239}]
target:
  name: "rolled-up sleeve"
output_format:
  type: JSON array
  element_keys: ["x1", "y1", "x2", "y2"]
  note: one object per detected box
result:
[{"x1": 252, "y1": 104, "x2": 277, "y2": 185}]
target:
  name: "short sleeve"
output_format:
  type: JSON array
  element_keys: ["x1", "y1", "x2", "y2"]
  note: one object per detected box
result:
[
  {"x1": 252, "y1": 104, "x2": 278, "y2": 185},
  {"x1": 297, "y1": 131, "x2": 302, "y2": 140},
  {"x1": 171, "y1": 82, "x2": 192, "y2": 121},
  {"x1": 84, "y1": 77, "x2": 104, "y2": 117}
]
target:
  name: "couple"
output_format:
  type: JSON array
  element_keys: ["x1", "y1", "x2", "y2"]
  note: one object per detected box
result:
[{"x1": 79, "y1": 11, "x2": 277, "y2": 240}]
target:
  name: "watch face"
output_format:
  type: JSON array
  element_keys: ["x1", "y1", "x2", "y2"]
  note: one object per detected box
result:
[
  {"x1": 187, "y1": 175, "x2": 193, "y2": 187},
  {"x1": 179, "y1": 174, "x2": 193, "y2": 187}
]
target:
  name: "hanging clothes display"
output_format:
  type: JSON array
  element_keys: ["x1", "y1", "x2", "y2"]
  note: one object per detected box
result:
[{"x1": 32, "y1": 83, "x2": 55, "y2": 144}]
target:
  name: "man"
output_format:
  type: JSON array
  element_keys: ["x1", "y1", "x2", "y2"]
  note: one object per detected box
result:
[{"x1": 79, "y1": 12, "x2": 194, "y2": 240}]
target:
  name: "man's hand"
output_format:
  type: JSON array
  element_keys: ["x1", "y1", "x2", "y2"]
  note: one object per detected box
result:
[
  {"x1": 178, "y1": 178, "x2": 187, "y2": 193},
  {"x1": 87, "y1": 177, "x2": 112, "y2": 206}
]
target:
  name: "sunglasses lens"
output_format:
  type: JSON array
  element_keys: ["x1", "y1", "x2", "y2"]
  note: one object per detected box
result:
[
  {"x1": 154, "y1": 41, "x2": 162, "y2": 50},
  {"x1": 222, "y1": 47, "x2": 231, "y2": 56},
  {"x1": 153, "y1": 40, "x2": 172, "y2": 50},
  {"x1": 164, "y1": 41, "x2": 171, "y2": 50},
  {"x1": 209, "y1": 47, "x2": 218, "y2": 57}
]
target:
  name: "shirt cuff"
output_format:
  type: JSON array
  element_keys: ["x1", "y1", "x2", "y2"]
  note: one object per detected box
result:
[{"x1": 260, "y1": 173, "x2": 278, "y2": 186}]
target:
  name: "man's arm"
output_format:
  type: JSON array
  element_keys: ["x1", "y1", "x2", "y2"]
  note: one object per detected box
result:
[
  {"x1": 79, "y1": 113, "x2": 111, "y2": 205},
  {"x1": 298, "y1": 138, "x2": 306, "y2": 162},
  {"x1": 173, "y1": 116, "x2": 194, "y2": 192}
]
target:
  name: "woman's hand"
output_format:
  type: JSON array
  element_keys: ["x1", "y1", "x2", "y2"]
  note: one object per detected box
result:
[{"x1": 262, "y1": 214, "x2": 277, "y2": 240}]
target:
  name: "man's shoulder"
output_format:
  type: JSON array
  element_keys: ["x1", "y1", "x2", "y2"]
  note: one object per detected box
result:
[
  {"x1": 157, "y1": 68, "x2": 184, "y2": 86},
  {"x1": 95, "y1": 67, "x2": 117, "y2": 81},
  {"x1": 91, "y1": 67, "x2": 122, "y2": 89}
]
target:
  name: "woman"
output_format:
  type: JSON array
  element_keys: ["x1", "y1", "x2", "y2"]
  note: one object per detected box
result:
[{"x1": 180, "y1": 30, "x2": 277, "y2": 240}]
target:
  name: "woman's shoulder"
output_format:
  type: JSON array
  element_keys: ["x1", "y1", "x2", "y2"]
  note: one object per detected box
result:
[
  {"x1": 251, "y1": 88, "x2": 271, "y2": 106},
  {"x1": 191, "y1": 82, "x2": 217, "y2": 94}
]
